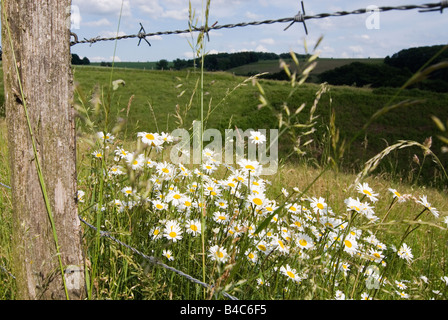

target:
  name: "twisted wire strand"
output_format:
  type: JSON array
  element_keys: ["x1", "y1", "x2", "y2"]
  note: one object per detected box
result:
[
  {"x1": 70, "y1": 2, "x2": 446, "y2": 46},
  {"x1": 0, "y1": 181, "x2": 11, "y2": 189}
]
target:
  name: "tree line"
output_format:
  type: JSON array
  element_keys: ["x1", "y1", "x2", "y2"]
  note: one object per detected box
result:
[
  {"x1": 167, "y1": 51, "x2": 309, "y2": 71},
  {"x1": 318, "y1": 45, "x2": 448, "y2": 92},
  {"x1": 71, "y1": 53, "x2": 90, "y2": 65}
]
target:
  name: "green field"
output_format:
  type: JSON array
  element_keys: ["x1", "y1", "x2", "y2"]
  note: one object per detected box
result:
[
  {"x1": 227, "y1": 57, "x2": 384, "y2": 76},
  {"x1": 70, "y1": 65, "x2": 448, "y2": 187},
  {"x1": 89, "y1": 57, "x2": 384, "y2": 76},
  {"x1": 90, "y1": 61, "x2": 167, "y2": 70}
]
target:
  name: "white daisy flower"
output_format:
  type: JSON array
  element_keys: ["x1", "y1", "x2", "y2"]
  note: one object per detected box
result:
[
  {"x1": 77, "y1": 190, "x2": 85, "y2": 203},
  {"x1": 416, "y1": 195, "x2": 439, "y2": 218},
  {"x1": 249, "y1": 130, "x2": 266, "y2": 145},
  {"x1": 208, "y1": 245, "x2": 229, "y2": 263},
  {"x1": 185, "y1": 219, "x2": 202, "y2": 236},
  {"x1": 213, "y1": 211, "x2": 229, "y2": 224},
  {"x1": 309, "y1": 196, "x2": 328, "y2": 215},
  {"x1": 397, "y1": 243, "x2": 413, "y2": 263},
  {"x1": 295, "y1": 233, "x2": 314, "y2": 250},
  {"x1": 162, "y1": 249, "x2": 174, "y2": 261},
  {"x1": 356, "y1": 182, "x2": 379, "y2": 202},
  {"x1": 97, "y1": 131, "x2": 115, "y2": 144},
  {"x1": 163, "y1": 220, "x2": 183, "y2": 242},
  {"x1": 280, "y1": 264, "x2": 301, "y2": 283}
]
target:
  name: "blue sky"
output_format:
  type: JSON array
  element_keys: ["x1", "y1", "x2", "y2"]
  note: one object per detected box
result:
[{"x1": 70, "y1": 0, "x2": 447, "y2": 62}]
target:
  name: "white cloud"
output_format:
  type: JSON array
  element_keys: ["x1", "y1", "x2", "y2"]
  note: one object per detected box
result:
[
  {"x1": 349, "y1": 45, "x2": 364, "y2": 54},
  {"x1": 148, "y1": 35, "x2": 163, "y2": 41},
  {"x1": 110, "y1": 56, "x2": 122, "y2": 62},
  {"x1": 245, "y1": 11, "x2": 263, "y2": 20},
  {"x1": 361, "y1": 34, "x2": 370, "y2": 40},
  {"x1": 208, "y1": 49, "x2": 219, "y2": 55},
  {"x1": 100, "y1": 31, "x2": 127, "y2": 38},
  {"x1": 255, "y1": 45, "x2": 268, "y2": 52},
  {"x1": 133, "y1": 0, "x2": 190, "y2": 20},
  {"x1": 83, "y1": 18, "x2": 112, "y2": 27},
  {"x1": 162, "y1": 8, "x2": 189, "y2": 20},
  {"x1": 89, "y1": 56, "x2": 106, "y2": 62},
  {"x1": 73, "y1": 0, "x2": 131, "y2": 16},
  {"x1": 260, "y1": 38, "x2": 275, "y2": 45},
  {"x1": 183, "y1": 51, "x2": 195, "y2": 59}
]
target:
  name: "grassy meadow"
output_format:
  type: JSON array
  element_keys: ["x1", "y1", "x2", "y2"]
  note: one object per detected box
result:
[
  {"x1": 227, "y1": 57, "x2": 384, "y2": 77},
  {"x1": 1, "y1": 56, "x2": 448, "y2": 300},
  {"x1": 72, "y1": 64, "x2": 448, "y2": 187}
]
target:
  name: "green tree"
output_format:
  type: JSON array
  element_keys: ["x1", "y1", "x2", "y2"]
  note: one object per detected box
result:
[{"x1": 156, "y1": 59, "x2": 169, "y2": 70}]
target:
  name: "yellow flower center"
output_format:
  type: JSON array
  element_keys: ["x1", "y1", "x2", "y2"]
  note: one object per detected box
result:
[
  {"x1": 169, "y1": 231, "x2": 177, "y2": 238},
  {"x1": 217, "y1": 251, "x2": 224, "y2": 258},
  {"x1": 299, "y1": 239, "x2": 308, "y2": 247},
  {"x1": 278, "y1": 240, "x2": 285, "y2": 249},
  {"x1": 162, "y1": 168, "x2": 169, "y2": 173},
  {"x1": 317, "y1": 203, "x2": 324, "y2": 210},
  {"x1": 258, "y1": 244, "x2": 266, "y2": 251},
  {"x1": 344, "y1": 240, "x2": 353, "y2": 248},
  {"x1": 190, "y1": 224, "x2": 198, "y2": 231},
  {"x1": 253, "y1": 198, "x2": 263, "y2": 206},
  {"x1": 145, "y1": 133, "x2": 154, "y2": 140},
  {"x1": 287, "y1": 271, "x2": 295, "y2": 279},
  {"x1": 363, "y1": 189, "x2": 372, "y2": 196},
  {"x1": 173, "y1": 194, "x2": 181, "y2": 200},
  {"x1": 156, "y1": 204, "x2": 164, "y2": 209}
]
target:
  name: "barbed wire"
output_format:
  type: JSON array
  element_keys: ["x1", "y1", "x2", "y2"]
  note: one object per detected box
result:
[
  {"x1": 0, "y1": 181, "x2": 11, "y2": 189},
  {"x1": 70, "y1": 1, "x2": 447, "y2": 47}
]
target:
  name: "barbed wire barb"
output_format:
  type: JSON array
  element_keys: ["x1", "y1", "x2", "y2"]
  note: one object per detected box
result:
[
  {"x1": 137, "y1": 22, "x2": 151, "y2": 47},
  {"x1": 419, "y1": 0, "x2": 448, "y2": 12},
  {"x1": 284, "y1": 1, "x2": 308, "y2": 34}
]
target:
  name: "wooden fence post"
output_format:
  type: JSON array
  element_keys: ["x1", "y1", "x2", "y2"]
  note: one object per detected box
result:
[{"x1": 1, "y1": 0, "x2": 85, "y2": 299}]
